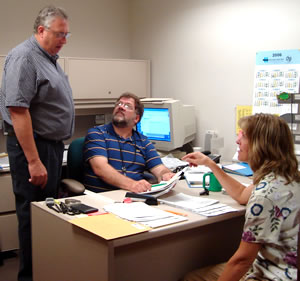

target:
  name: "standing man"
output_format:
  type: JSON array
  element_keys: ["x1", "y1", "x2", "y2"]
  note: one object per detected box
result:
[
  {"x1": 0, "y1": 6, "x2": 74, "y2": 281},
  {"x1": 83, "y1": 92, "x2": 174, "y2": 193}
]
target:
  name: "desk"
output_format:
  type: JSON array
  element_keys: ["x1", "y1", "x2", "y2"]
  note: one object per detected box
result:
[
  {"x1": 0, "y1": 172, "x2": 18, "y2": 252},
  {"x1": 0, "y1": 149, "x2": 69, "y2": 254},
  {"x1": 31, "y1": 177, "x2": 251, "y2": 281}
]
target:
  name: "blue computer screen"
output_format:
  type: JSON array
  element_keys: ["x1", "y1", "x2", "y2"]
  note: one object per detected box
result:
[{"x1": 136, "y1": 108, "x2": 171, "y2": 142}]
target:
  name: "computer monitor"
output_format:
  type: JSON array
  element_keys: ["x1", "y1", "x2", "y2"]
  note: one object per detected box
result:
[{"x1": 136, "y1": 99, "x2": 196, "y2": 152}]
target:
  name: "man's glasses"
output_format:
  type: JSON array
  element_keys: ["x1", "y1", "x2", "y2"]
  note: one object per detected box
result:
[
  {"x1": 46, "y1": 28, "x2": 71, "y2": 39},
  {"x1": 115, "y1": 102, "x2": 134, "y2": 111}
]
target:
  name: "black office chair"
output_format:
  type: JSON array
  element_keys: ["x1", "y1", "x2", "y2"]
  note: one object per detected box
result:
[{"x1": 60, "y1": 137, "x2": 86, "y2": 196}]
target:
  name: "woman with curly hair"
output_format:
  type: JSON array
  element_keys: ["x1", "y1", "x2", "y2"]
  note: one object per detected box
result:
[{"x1": 182, "y1": 113, "x2": 300, "y2": 281}]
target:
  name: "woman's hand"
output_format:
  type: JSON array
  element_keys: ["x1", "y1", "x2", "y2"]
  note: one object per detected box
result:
[{"x1": 182, "y1": 151, "x2": 211, "y2": 167}]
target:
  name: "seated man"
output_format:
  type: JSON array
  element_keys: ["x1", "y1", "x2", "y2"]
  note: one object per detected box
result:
[{"x1": 83, "y1": 92, "x2": 174, "y2": 193}]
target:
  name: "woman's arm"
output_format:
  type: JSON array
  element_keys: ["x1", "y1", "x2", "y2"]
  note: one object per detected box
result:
[
  {"x1": 182, "y1": 152, "x2": 253, "y2": 205},
  {"x1": 218, "y1": 240, "x2": 261, "y2": 281}
]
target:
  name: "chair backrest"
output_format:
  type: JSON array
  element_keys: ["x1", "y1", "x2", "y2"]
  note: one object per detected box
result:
[{"x1": 67, "y1": 137, "x2": 85, "y2": 183}]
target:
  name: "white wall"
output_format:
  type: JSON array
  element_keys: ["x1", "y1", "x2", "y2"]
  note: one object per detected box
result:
[
  {"x1": 129, "y1": 0, "x2": 300, "y2": 160},
  {"x1": 0, "y1": 0, "x2": 131, "y2": 58}
]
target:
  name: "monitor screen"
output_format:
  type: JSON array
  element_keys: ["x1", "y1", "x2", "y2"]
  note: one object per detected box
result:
[
  {"x1": 137, "y1": 99, "x2": 196, "y2": 152},
  {"x1": 136, "y1": 108, "x2": 171, "y2": 142}
]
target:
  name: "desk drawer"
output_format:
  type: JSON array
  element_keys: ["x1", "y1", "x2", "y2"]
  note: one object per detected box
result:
[
  {"x1": 0, "y1": 213, "x2": 19, "y2": 251},
  {"x1": 0, "y1": 173, "x2": 15, "y2": 212}
]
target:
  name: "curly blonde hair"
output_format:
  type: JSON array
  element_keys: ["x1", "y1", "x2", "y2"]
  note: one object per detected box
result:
[{"x1": 239, "y1": 113, "x2": 300, "y2": 185}]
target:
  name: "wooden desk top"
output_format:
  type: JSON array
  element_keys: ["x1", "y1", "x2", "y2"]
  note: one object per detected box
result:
[{"x1": 32, "y1": 175, "x2": 252, "y2": 246}]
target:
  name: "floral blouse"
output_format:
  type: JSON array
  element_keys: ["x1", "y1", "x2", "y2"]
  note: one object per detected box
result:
[{"x1": 242, "y1": 173, "x2": 300, "y2": 281}]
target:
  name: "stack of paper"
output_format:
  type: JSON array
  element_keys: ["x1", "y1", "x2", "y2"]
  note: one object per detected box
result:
[
  {"x1": 104, "y1": 202, "x2": 187, "y2": 228},
  {"x1": 184, "y1": 165, "x2": 216, "y2": 188},
  {"x1": 222, "y1": 162, "x2": 253, "y2": 177},
  {"x1": 184, "y1": 173, "x2": 204, "y2": 187},
  {"x1": 159, "y1": 193, "x2": 238, "y2": 217},
  {"x1": 0, "y1": 155, "x2": 10, "y2": 172}
]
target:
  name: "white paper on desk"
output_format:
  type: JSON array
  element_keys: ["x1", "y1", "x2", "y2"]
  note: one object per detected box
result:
[
  {"x1": 223, "y1": 163, "x2": 246, "y2": 170},
  {"x1": 159, "y1": 193, "x2": 238, "y2": 217},
  {"x1": 198, "y1": 204, "x2": 238, "y2": 217},
  {"x1": 184, "y1": 172, "x2": 205, "y2": 184},
  {"x1": 143, "y1": 216, "x2": 187, "y2": 228},
  {"x1": 104, "y1": 202, "x2": 170, "y2": 221},
  {"x1": 0, "y1": 156, "x2": 10, "y2": 171},
  {"x1": 184, "y1": 166, "x2": 210, "y2": 185},
  {"x1": 0, "y1": 156, "x2": 10, "y2": 167},
  {"x1": 159, "y1": 193, "x2": 218, "y2": 210},
  {"x1": 103, "y1": 202, "x2": 187, "y2": 228},
  {"x1": 83, "y1": 190, "x2": 115, "y2": 204}
]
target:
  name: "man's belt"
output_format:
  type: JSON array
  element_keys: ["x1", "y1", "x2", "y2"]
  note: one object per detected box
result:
[{"x1": 4, "y1": 121, "x2": 62, "y2": 144}]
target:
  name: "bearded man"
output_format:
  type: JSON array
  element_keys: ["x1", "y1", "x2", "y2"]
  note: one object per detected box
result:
[{"x1": 83, "y1": 92, "x2": 174, "y2": 193}]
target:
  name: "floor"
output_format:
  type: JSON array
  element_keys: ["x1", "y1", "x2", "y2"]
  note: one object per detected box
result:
[{"x1": 0, "y1": 250, "x2": 18, "y2": 281}]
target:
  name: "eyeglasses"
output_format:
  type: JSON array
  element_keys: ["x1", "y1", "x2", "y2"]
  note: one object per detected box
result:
[
  {"x1": 46, "y1": 28, "x2": 71, "y2": 39},
  {"x1": 115, "y1": 101, "x2": 134, "y2": 111}
]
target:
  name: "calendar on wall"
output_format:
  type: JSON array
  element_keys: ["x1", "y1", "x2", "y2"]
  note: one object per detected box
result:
[{"x1": 253, "y1": 49, "x2": 300, "y2": 116}]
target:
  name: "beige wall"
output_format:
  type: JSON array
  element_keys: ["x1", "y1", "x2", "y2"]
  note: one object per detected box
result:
[
  {"x1": 129, "y1": 0, "x2": 300, "y2": 160},
  {"x1": 0, "y1": 0, "x2": 131, "y2": 58},
  {"x1": 2, "y1": 0, "x2": 300, "y2": 160}
]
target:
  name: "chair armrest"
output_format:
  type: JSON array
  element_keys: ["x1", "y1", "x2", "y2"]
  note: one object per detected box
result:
[
  {"x1": 143, "y1": 171, "x2": 158, "y2": 184},
  {"x1": 61, "y1": 178, "x2": 85, "y2": 195}
]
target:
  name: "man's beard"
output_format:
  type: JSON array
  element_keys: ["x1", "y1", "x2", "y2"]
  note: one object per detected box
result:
[{"x1": 112, "y1": 115, "x2": 128, "y2": 128}]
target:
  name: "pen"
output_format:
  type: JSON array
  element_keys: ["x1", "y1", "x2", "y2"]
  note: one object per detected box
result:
[{"x1": 165, "y1": 210, "x2": 188, "y2": 217}]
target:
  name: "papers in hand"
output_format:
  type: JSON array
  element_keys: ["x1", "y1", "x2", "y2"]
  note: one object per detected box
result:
[
  {"x1": 159, "y1": 193, "x2": 238, "y2": 217},
  {"x1": 104, "y1": 202, "x2": 187, "y2": 228},
  {"x1": 140, "y1": 168, "x2": 187, "y2": 197}
]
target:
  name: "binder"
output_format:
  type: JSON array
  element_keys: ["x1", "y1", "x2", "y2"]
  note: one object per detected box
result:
[{"x1": 222, "y1": 162, "x2": 253, "y2": 177}]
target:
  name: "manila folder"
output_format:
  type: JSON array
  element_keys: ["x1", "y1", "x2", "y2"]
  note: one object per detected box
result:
[{"x1": 70, "y1": 213, "x2": 151, "y2": 240}]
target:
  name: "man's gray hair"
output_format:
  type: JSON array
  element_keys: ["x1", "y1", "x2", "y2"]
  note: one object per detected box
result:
[{"x1": 33, "y1": 5, "x2": 68, "y2": 33}]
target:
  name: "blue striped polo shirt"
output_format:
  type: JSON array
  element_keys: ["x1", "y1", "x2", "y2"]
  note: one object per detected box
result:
[{"x1": 83, "y1": 123, "x2": 163, "y2": 192}]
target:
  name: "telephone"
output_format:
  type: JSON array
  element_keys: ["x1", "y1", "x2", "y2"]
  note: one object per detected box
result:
[{"x1": 202, "y1": 151, "x2": 221, "y2": 163}]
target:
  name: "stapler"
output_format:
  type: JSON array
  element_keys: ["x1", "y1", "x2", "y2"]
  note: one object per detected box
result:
[{"x1": 125, "y1": 192, "x2": 158, "y2": 205}]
